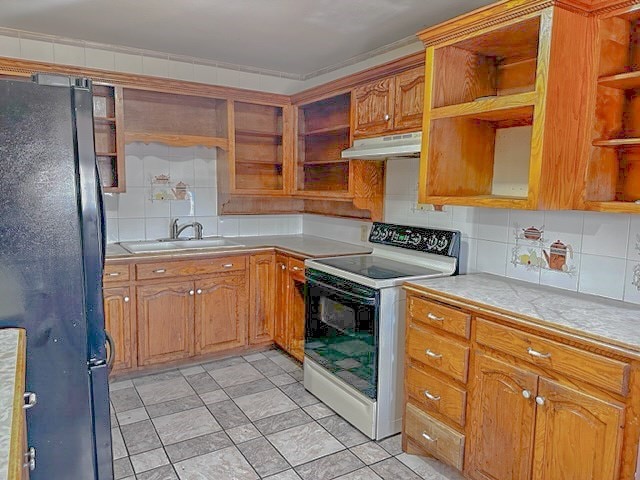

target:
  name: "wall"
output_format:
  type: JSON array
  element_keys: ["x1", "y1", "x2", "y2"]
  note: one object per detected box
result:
[
  {"x1": 104, "y1": 142, "x2": 302, "y2": 242},
  {"x1": 303, "y1": 158, "x2": 640, "y2": 305}
]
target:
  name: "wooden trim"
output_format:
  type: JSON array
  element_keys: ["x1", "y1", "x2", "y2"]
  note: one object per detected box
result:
[
  {"x1": 291, "y1": 52, "x2": 425, "y2": 105},
  {"x1": 0, "y1": 56, "x2": 290, "y2": 105},
  {"x1": 8, "y1": 329, "x2": 26, "y2": 480},
  {"x1": 124, "y1": 132, "x2": 228, "y2": 149}
]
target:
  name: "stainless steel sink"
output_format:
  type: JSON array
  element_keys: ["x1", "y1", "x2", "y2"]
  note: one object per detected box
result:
[{"x1": 119, "y1": 237, "x2": 244, "y2": 254}]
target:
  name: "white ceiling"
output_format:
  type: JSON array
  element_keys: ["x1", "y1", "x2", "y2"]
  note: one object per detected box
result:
[{"x1": 0, "y1": 0, "x2": 494, "y2": 76}]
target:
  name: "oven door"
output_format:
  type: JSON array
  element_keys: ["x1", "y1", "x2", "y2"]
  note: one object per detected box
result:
[{"x1": 305, "y1": 269, "x2": 380, "y2": 399}]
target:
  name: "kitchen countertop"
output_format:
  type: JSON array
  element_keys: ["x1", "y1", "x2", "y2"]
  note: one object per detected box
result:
[
  {"x1": 0, "y1": 329, "x2": 24, "y2": 480},
  {"x1": 106, "y1": 235, "x2": 372, "y2": 260},
  {"x1": 405, "y1": 273, "x2": 640, "y2": 354}
]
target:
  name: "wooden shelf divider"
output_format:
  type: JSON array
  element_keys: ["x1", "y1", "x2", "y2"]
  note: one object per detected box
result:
[
  {"x1": 592, "y1": 138, "x2": 640, "y2": 147},
  {"x1": 96, "y1": 152, "x2": 118, "y2": 157},
  {"x1": 235, "y1": 128, "x2": 282, "y2": 138},
  {"x1": 302, "y1": 124, "x2": 350, "y2": 136},
  {"x1": 598, "y1": 70, "x2": 640, "y2": 90},
  {"x1": 124, "y1": 131, "x2": 228, "y2": 149},
  {"x1": 430, "y1": 91, "x2": 537, "y2": 122}
]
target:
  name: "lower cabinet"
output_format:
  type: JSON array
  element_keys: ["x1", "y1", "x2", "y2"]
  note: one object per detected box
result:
[
  {"x1": 136, "y1": 281, "x2": 195, "y2": 366},
  {"x1": 249, "y1": 253, "x2": 276, "y2": 345},
  {"x1": 103, "y1": 286, "x2": 135, "y2": 372},
  {"x1": 273, "y1": 254, "x2": 307, "y2": 362},
  {"x1": 195, "y1": 272, "x2": 248, "y2": 354}
]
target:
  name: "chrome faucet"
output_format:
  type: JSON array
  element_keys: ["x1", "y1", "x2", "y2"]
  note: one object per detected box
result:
[{"x1": 170, "y1": 218, "x2": 203, "y2": 240}]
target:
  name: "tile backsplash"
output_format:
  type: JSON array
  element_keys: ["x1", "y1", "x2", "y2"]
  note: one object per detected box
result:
[
  {"x1": 303, "y1": 158, "x2": 640, "y2": 305},
  {"x1": 104, "y1": 142, "x2": 302, "y2": 241}
]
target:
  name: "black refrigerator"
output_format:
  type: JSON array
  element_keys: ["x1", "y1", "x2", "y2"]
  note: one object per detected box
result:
[{"x1": 0, "y1": 75, "x2": 113, "y2": 480}]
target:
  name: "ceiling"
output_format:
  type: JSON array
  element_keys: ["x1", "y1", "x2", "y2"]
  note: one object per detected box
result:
[{"x1": 0, "y1": 0, "x2": 494, "y2": 76}]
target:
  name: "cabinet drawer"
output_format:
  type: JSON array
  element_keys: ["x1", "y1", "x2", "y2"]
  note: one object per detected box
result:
[
  {"x1": 104, "y1": 263, "x2": 130, "y2": 283},
  {"x1": 476, "y1": 318, "x2": 630, "y2": 396},
  {"x1": 407, "y1": 323, "x2": 469, "y2": 383},
  {"x1": 136, "y1": 256, "x2": 247, "y2": 280},
  {"x1": 408, "y1": 296, "x2": 470, "y2": 339},
  {"x1": 405, "y1": 402, "x2": 465, "y2": 470},
  {"x1": 406, "y1": 364, "x2": 467, "y2": 427}
]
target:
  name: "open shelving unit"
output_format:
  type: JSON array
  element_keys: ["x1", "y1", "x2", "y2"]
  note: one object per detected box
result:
[
  {"x1": 584, "y1": 9, "x2": 640, "y2": 212},
  {"x1": 93, "y1": 85, "x2": 125, "y2": 193},
  {"x1": 296, "y1": 93, "x2": 352, "y2": 197}
]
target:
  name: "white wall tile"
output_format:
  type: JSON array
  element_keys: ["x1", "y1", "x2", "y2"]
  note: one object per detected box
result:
[
  {"x1": 506, "y1": 245, "x2": 542, "y2": 284},
  {"x1": 582, "y1": 212, "x2": 630, "y2": 258},
  {"x1": 623, "y1": 260, "x2": 640, "y2": 305},
  {"x1": 20, "y1": 38, "x2": 54, "y2": 62},
  {"x1": 142, "y1": 56, "x2": 169, "y2": 77},
  {"x1": 169, "y1": 157, "x2": 195, "y2": 187},
  {"x1": 628, "y1": 216, "x2": 640, "y2": 260},
  {"x1": 114, "y1": 52, "x2": 143, "y2": 74},
  {"x1": 508, "y1": 210, "x2": 544, "y2": 244},
  {"x1": 477, "y1": 209, "x2": 510, "y2": 243},
  {"x1": 257, "y1": 216, "x2": 278, "y2": 235},
  {"x1": 193, "y1": 188, "x2": 217, "y2": 217},
  {"x1": 458, "y1": 238, "x2": 477, "y2": 275},
  {"x1": 0, "y1": 35, "x2": 20, "y2": 58},
  {"x1": 143, "y1": 155, "x2": 170, "y2": 183},
  {"x1": 117, "y1": 187, "x2": 145, "y2": 219},
  {"x1": 543, "y1": 210, "x2": 584, "y2": 253},
  {"x1": 476, "y1": 240, "x2": 508, "y2": 277},
  {"x1": 427, "y1": 209, "x2": 453, "y2": 229},
  {"x1": 218, "y1": 217, "x2": 239, "y2": 237},
  {"x1": 105, "y1": 216, "x2": 119, "y2": 243},
  {"x1": 144, "y1": 197, "x2": 171, "y2": 219},
  {"x1": 145, "y1": 218, "x2": 168, "y2": 240},
  {"x1": 53, "y1": 43, "x2": 85, "y2": 66},
  {"x1": 85, "y1": 48, "x2": 115, "y2": 70},
  {"x1": 170, "y1": 196, "x2": 195, "y2": 217},
  {"x1": 540, "y1": 256, "x2": 581, "y2": 291},
  {"x1": 103, "y1": 193, "x2": 119, "y2": 218},
  {"x1": 193, "y1": 64, "x2": 218, "y2": 85},
  {"x1": 288, "y1": 215, "x2": 303, "y2": 235},
  {"x1": 194, "y1": 157, "x2": 217, "y2": 187},
  {"x1": 168, "y1": 60, "x2": 194, "y2": 81},
  {"x1": 195, "y1": 216, "x2": 219, "y2": 237},
  {"x1": 118, "y1": 218, "x2": 145, "y2": 242},
  {"x1": 237, "y1": 217, "x2": 260, "y2": 236},
  {"x1": 125, "y1": 155, "x2": 145, "y2": 187},
  {"x1": 451, "y1": 206, "x2": 478, "y2": 239},
  {"x1": 578, "y1": 254, "x2": 626, "y2": 300}
]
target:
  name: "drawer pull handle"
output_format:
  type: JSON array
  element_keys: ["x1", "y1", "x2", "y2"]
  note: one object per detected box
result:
[
  {"x1": 222, "y1": 263, "x2": 233, "y2": 268},
  {"x1": 527, "y1": 347, "x2": 551, "y2": 359},
  {"x1": 424, "y1": 390, "x2": 441, "y2": 401},
  {"x1": 153, "y1": 269, "x2": 166, "y2": 274},
  {"x1": 421, "y1": 432, "x2": 436, "y2": 443},
  {"x1": 292, "y1": 266, "x2": 302, "y2": 271},
  {"x1": 427, "y1": 313, "x2": 444, "y2": 321},
  {"x1": 425, "y1": 349, "x2": 442, "y2": 359},
  {"x1": 23, "y1": 392, "x2": 37, "y2": 409},
  {"x1": 189, "y1": 290, "x2": 195, "y2": 296},
  {"x1": 536, "y1": 396, "x2": 545, "y2": 406},
  {"x1": 108, "y1": 272, "x2": 121, "y2": 277},
  {"x1": 196, "y1": 289, "x2": 202, "y2": 295}
]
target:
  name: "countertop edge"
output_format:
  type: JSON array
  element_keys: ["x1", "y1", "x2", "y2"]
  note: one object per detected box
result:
[{"x1": 403, "y1": 282, "x2": 640, "y2": 359}]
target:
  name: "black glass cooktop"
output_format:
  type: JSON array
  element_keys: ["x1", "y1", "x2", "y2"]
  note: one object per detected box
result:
[{"x1": 315, "y1": 255, "x2": 441, "y2": 280}]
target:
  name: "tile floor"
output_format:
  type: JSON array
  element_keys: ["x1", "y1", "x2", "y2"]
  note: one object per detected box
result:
[{"x1": 109, "y1": 348, "x2": 464, "y2": 480}]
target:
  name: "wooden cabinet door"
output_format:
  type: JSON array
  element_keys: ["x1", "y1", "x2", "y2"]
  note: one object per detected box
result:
[
  {"x1": 195, "y1": 273, "x2": 248, "y2": 354},
  {"x1": 467, "y1": 353, "x2": 538, "y2": 480},
  {"x1": 288, "y1": 276, "x2": 306, "y2": 362},
  {"x1": 352, "y1": 77, "x2": 395, "y2": 138},
  {"x1": 274, "y1": 254, "x2": 289, "y2": 349},
  {"x1": 103, "y1": 286, "x2": 135, "y2": 372},
  {"x1": 394, "y1": 67, "x2": 425, "y2": 131},
  {"x1": 249, "y1": 253, "x2": 276, "y2": 345},
  {"x1": 136, "y1": 281, "x2": 194, "y2": 366},
  {"x1": 531, "y1": 378, "x2": 625, "y2": 480}
]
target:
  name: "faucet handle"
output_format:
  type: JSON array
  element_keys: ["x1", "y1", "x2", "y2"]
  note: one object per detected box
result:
[{"x1": 194, "y1": 222, "x2": 204, "y2": 240}]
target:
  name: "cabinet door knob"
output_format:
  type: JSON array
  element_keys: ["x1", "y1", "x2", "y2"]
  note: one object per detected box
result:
[
  {"x1": 196, "y1": 289, "x2": 202, "y2": 295},
  {"x1": 279, "y1": 264, "x2": 287, "y2": 270},
  {"x1": 189, "y1": 290, "x2": 195, "y2": 296},
  {"x1": 153, "y1": 268, "x2": 166, "y2": 274},
  {"x1": 421, "y1": 432, "x2": 436, "y2": 442},
  {"x1": 535, "y1": 396, "x2": 545, "y2": 406},
  {"x1": 384, "y1": 113, "x2": 390, "y2": 121},
  {"x1": 425, "y1": 349, "x2": 442, "y2": 359},
  {"x1": 123, "y1": 296, "x2": 130, "y2": 303},
  {"x1": 527, "y1": 347, "x2": 551, "y2": 359},
  {"x1": 522, "y1": 389, "x2": 531, "y2": 399},
  {"x1": 427, "y1": 313, "x2": 444, "y2": 322},
  {"x1": 23, "y1": 392, "x2": 37, "y2": 409},
  {"x1": 424, "y1": 390, "x2": 441, "y2": 401}
]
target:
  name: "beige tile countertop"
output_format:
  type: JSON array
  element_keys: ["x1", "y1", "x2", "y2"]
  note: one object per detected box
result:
[
  {"x1": 0, "y1": 328, "x2": 25, "y2": 480},
  {"x1": 106, "y1": 234, "x2": 372, "y2": 260},
  {"x1": 405, "y1": 273, "x2": 640, "y2": 354}
]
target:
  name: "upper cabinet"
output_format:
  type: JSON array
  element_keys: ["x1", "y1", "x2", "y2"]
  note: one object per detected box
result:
[
  {"x1": 93, "y1": 85, "x2": 125, "y2": 193},
  {"x1": 417, "y1": 4, "x2": 594, "y2": 209},
  {"x1": 582, "y1": 7, "x2": 640, "y2": 213},
  {"x1": 352, "y1": 66, "x2": 425, "y2": 139}
]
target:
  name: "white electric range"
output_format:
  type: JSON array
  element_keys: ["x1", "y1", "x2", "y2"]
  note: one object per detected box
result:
[{"x1": 303, "y1": 222, "x2": 461, "y2": 440}]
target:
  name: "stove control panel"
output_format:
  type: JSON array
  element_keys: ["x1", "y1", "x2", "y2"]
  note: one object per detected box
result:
[{"x1": 369, "y1": 222, "x2": 460, "y2": 257}]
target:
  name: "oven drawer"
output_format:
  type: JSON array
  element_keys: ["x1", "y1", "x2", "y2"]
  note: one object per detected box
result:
[
  {"x1": 407, "y1": 323, "x2": 469, "y2": 383},
  {"x1": 406, "y1": 364, "x2": 467, "y2": 427},
  {"x1": 408, "y1": 296, "x2": 470, "y2": 339},
  {"x1": 104, "y1": 263, "x2": 130, "y2": 283},
  {"x1": 475, "y1": 318, "x2": 630, "y2": 396},
  {"x1": 136, "y1": 256, "x2": 246, "y2": 280},
  {"x1": 405, "y1": 402, "x2": 465, "y2": 470}
]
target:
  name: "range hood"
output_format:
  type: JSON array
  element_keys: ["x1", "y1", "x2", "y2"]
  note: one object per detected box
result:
[{"x1": 341, "y1": 131, "x2": 421, "y2": 160}]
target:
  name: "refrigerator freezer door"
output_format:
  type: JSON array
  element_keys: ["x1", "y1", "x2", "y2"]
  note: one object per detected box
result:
[{"x1": 0, "y1": 78, "x2": 110, "y2": 479}]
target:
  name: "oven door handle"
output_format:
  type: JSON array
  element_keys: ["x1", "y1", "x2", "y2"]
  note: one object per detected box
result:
[{"x1": 307, "y1": 278, "x2": 378, "y2": 305}]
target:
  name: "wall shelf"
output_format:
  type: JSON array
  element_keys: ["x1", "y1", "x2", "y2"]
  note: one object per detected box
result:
[
  {"x1": 592, "y1": 138, "x2": 640, "y2": 147},
  {"x1": 430, "y1": 92, "x2": 537, "y2": 122},
  {"x1": 301, "y1": 124, "x2": 350, "y2": 136},
  {"x1": 124, "y1": 131, "x2": 228, "y2": 149},
  {"x1": 598, "y1": 70, "x2": 640, "y2": 90}
]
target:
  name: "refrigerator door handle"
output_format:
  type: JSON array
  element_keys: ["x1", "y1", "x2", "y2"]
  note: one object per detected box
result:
[{"x1": 105, "y1": 331, "x2": 115, "y2": 373}]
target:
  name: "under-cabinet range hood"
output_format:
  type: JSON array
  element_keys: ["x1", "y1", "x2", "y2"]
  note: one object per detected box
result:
[{"x1": 341, "y1": 131, "x2": 421, "y2": 160}]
